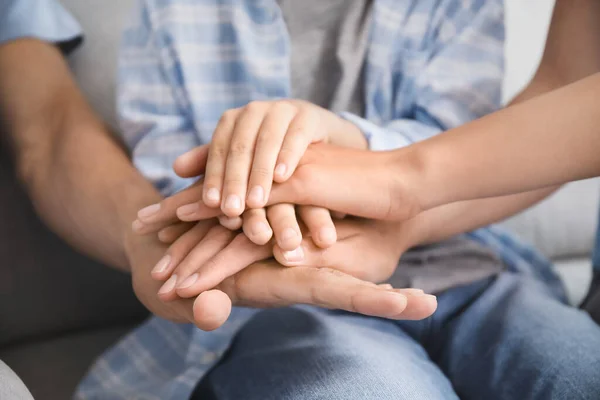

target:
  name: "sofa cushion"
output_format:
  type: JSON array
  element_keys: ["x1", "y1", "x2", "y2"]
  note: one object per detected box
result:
[
  {"x1": 499, "y1": 179, "x2": 600, "y2": 260},
  {"x1": 0, "y1": 143, "x2": 148, "y2": 347},
  {"x1": 0, "y1": 361, "x2": 33, "y2": 400}
]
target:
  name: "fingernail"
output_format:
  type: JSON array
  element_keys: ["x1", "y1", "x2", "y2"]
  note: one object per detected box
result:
[
  {"x1": 248, "y1": 186, "x2": 265, "y2": 205},
  {"x1": 275, "y1": 164, "x2": 287, "y2": 179},
  {"x1": 378, "y1": 283, "x2": 393, "y2": 290},
  {"x1": 131, "y1": 219, "x2": 145, "y2": 233},
  {"x1": 177, "y1": 203, "x2": 199, "y2": 216},
  {"x1": 281, "y1": 228, "x2": 298, "y2": 242},
  {"x1": 178, "y1": 273, "x2": 198, "y2": 289},
  {"x1": 319, "y1": 227, "x2": 337, "y2": 244},
  {"x1": 138, "y1": 203, "x2": 160, "y2": 220},
  {"x1": 152, "y1": 255, "x2": 171, "y2": 275},
  {"x1": 283, "y1": 246, "x2": 304, "y2": 262},
  {"x1": 205, "y1": 188, "x2": 220, "y2": 203},
  {"x1": 224, "y1": 195, "x2": 241, "y2": 211},
  {"x1": 158, "y1": 275, "x2": 177, "y2": 295},
  {"x1": 252, "y1": 221, "x2": 271, "y2": 236}
]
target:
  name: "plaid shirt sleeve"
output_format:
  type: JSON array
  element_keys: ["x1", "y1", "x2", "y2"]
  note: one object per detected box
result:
[
  {"x1": 118, "y1": 0, "x2": 200, "y2": 196},
  {"x1": 0, "y1": 0, "x2": 82, "y2": 50},
  {"x1": 341, "y1": 0, "x2": 504, "y2": 151}
]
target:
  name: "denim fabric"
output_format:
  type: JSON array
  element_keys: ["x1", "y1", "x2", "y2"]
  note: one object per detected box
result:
[{"x1": 193, "y1": 273, "x2": 600, "y2": 400}]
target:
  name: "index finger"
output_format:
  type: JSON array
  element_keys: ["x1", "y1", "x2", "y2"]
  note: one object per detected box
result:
[
  {"x1": 134, "y1": 182, "x2": 222, "y2": 235},
  {"x1": 221, "y1": 262, "x2": 437, "y2": 320}
]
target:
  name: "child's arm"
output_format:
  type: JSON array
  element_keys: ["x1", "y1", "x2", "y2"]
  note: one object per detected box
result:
[
  {"x1": 404, "y1": 72, "x2": 600, "y2": 212},
  {"x1": 397, "y1": 0, "x2": 600, "y2": 212}
]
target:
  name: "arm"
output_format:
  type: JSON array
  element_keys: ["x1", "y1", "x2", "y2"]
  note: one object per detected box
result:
[
  {"x1": 0, "y1": 39, "x2": 159, "y2": 270},
  {"x1": 399, "y1": 0, "x2": 600, "y2": 212},
  {"x1": 388, "y1": 0, "x2": 600, "y2": 246},
  {"x1": 407, "y1": 72, "x2": 600, "y2": 212}
]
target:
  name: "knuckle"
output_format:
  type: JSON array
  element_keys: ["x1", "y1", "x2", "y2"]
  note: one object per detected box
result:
[
  {"x1": 273, "y1": 100, "x2": 297, "y2": 114},
  {"x1": 210, "y1": 143, "x2": 228, "y2": 160},
  {"x1": 250, "y1": 165, "x2": 272, "y2": 180},
  {"x1": 201, "y1": 257, "x2": 219, "y2": 273},
  {"x1": 286, "y1": 124, "x2": 308, "y2": 139},
  {"x1": 220, "y1": 109, "x2": 238, "y2": 125},
  {"x1": 245, "y1": 101, "x2": 266, "y2": 114},
  {"x1": 255, "y1": 130, "x2": 279, "y2": 150},
  {"x1": 229, "y1": 139, "x2": 251, "y2": 157},
  {"x1": 224, "y1": 172, "x2": 245, "y2": 186},
  {"x1": 219, "y1": 108, "x2": 240, "y2": 128}
]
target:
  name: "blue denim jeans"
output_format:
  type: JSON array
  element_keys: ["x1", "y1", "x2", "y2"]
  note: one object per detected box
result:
[
  {"x1": 192, "y1": 272, "x2": 600, "y2": 400},
  {"x1": 582, "y1": 218, "x2": 600, "y2": 321}
]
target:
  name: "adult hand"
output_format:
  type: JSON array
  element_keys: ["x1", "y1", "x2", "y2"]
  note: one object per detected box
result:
[
  {"x1": 272, "y1": 217, "x2": 438, "y2": 320},
  {"x1": 124, "y1": 224, "x2": 436, "y2": 332}
]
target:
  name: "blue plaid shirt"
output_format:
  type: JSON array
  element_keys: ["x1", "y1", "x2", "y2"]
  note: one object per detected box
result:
[
  {"x1": 0, "y1": 0, "x2": 81, "y2": 47},
  {"x1": 0, "y1": 0, "x2": 558, "y2": 398}
]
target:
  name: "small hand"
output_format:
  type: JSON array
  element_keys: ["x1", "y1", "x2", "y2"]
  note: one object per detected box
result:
[
  {"x1": 149, "y1": 206, "x2": 337, "y2": 302},
  {"x1": 201, "y1": 100, "x2": 364, "y2": 217},
  {"x1": 274, "y1": 218, "x2": 413, "y2": 283},
  {"x1": 240, "y1": 204, "x2": 337, "y2": 250}
]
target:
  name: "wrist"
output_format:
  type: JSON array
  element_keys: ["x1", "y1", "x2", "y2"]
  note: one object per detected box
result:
[
  {"x1": 387, "y1": 142, "x2": 451, "y2": 216},
  {"x1": 329, "y1": 117, "x2": 368, "y2": 150}
]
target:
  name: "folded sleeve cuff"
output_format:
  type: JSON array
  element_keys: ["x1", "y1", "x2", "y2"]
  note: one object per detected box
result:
[
  {"x1": 0, "y1": 0, "x2": 83, "y2": 52},
  {"x1": 339, "y1": 111, "x2": 412, "y2": 151}
]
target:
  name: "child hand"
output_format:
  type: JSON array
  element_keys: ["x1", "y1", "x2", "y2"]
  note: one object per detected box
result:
[
  {"x1": 202, "y1": 100, "x2": 365, "y2": 217},
  {"x1": 149, "y1": 218, "x2": 272, "y2": 301},
  {"x1": 240, "y1": 204, "x2": 337, "y2": 251},
  {"x1": 149, "y1": 204, "x2": 337, "y2": 301}
]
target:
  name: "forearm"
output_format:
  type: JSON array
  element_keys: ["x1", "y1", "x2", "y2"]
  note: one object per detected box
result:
[
  {"x1": 405, "y1": 73, "x2": 600, "y2": 210},
  {"x1": 398, "y1": 0, "x2": 600, "y2": 211},
  {"x1": 0, "y1": 39, "x2": 159, "y2": 270},
  {"x1": 403, "y1": 186, "x2": 558, "y2": 247}
]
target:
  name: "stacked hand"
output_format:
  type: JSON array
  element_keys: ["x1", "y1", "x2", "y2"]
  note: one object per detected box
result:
[{"x1": 130, "y1": 100, "x2": 435, "y2": 331}]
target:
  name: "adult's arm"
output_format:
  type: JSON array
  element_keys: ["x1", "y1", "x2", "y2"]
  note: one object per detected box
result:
[{"x1": 0, "y1": 39, "x2": 158, "y2": 270}]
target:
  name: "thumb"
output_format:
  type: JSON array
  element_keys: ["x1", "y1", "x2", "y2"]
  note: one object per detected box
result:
[
  {"x1": 192, "y1": 290, "x2": 233, "y2": 331},
  {"x1": 173, "y1": 145, "x2": 210, "y2": 178}
]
